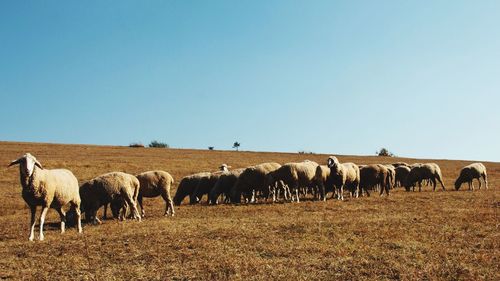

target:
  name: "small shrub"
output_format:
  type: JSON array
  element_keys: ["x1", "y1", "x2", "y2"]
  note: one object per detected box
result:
[
  {"x1": 208, "y1": 146, "x2": 214, "y2": 150},
  {"x1": 376, "y1": 148, "x2": 395, "y2": 157},
  {"x1": 149, "y1": 140, "x2": 169, "y2": 148}
]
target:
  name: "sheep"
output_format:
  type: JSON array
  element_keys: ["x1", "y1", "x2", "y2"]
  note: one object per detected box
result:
[
  {"x1": 394, "y1": 165, "x2": 411, "y2": 187},
  {"x1": 80, "y1": 172, "x2": 141, "y2": 224},
  {"x1": 384, "y1": 164, "x2": 396, "y2": 189},
  {"x1": 267, "y1": 160, "x2": 319, "y2": 203},
  {"x1": 404, "y1": 163, "x2": 446, "y2": 192},
  {"x1": 326, "y1": 156, "x2": 360, "y2": 200},
  {"x1": 359, "y1": 164, "x2": 391, "y2": 196},
  {"x1": 190, "y1": 171, "x2": 224, "y2": 204},
  {"x1": 208, "y1": 168, "x2": 245, "y2": 205},
  {"x1": 454, "y1": 163, "x2": 488, "y2": 191},
  {"x1": 231, "y1": 162, "x2": 281, "y2": 203},
  {"x1": 8, "y1": 153, "x2": 82, "y2": 241},
  {"x1": 136, "y1": 170, "x2": 175, "y2": 217},
  {"x1": 313, "y1": 165, "x2": 333, "y2": 201},
  {"x1": 173, "y1": 172, "x2": 211, "y2": 205}
]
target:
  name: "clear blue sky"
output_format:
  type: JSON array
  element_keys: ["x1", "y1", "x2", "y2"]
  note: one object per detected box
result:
[{"x1": 1, "y1": 1, "x2": 499, "y2": 161}]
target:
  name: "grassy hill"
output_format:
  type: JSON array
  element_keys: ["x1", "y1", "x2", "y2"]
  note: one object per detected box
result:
[{"x1": 0, "y1": 141, "x2": 498, "y2": 280}]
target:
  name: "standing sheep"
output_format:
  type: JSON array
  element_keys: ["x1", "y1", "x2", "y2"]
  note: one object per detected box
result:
[
  {"x1": 314, "y1": 165, "x2": 332, "y2": 201},
  {"x1": 136, "y1": 170, "x2": 175, "y2": 217},
  {"x1": 454, "y1": 163, "x2": 488, "y2": 191},
  {"x1": 173, "y1": 172, "x2": 211, "y2": 206},
  {"x1": 8, "y1": 153, "x2": 82, "y2": 241},
  {"x1": 190, "y1": 171, "x2": 224, "y2": 204},
  {"x1": 326, "y1": 156, "x2": 360, "y2": 200},
  {"x1": 209, "y1": 168, "x2": 245, "y2": 205},
  {"x1": 384, "y1": 164, "x2": 396, "y2": 189},
  {"x1": 394, "y1": 165, "x2": 411, "y2": 187},
  {"x1": 267, "y1": 160, "x2": 319, "y2": 203},
  {"x1": 231, "y1": 162, "x2": 281, "y2": 203},
  {"x1": 80, "y1": 172, "x2": 141, "y2": 224},
  {"x1": 404, "y1": 163, "x2": 446, "y2": 192},
  {"x1": 359, "y1": 164, "x2": 391, "y2": 196}
]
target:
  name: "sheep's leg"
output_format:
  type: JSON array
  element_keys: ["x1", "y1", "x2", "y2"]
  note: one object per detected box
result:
[
  {"x1": 338, "y1": 185, "x2": 344, "y2": 201},
  {"x1": 124, "y1": 195, "x2": 141, "y2": 221},
  {"x1": 102, "y1": 203, "x2": 108, "y2": 220},
  {"x1": 137, "y1": 195, "x2": 145, "y2": 217},
  {"x1": 468, "y1": 181, "x2": 472, "y2": 191},
  {"x1": 483, "y1": 173, "x2": 488, "y2": 189},
  {"x1": 431, "y1": 178, "x2": 437, "y2": 191},
  {"x1": 56, "y1": 208, "x2": 66, "y2": 234},
  {"x1": 28, "y1": 206, "x2": 36, "y2": 241},
  {"x1": 72, "y1": 203, "x2": 83, "y2": 234},
  {"x1": 161, "y1": 190, "x2": 175, "y2": 217},
  {"x1": 477, "y1": 178, "x2": 482, "y2": 190},
  {"x1": 437, "y1": 177, "x2": 445, "y2": 191},
  {"x1": 318, "y1": 182, "x2": 326, "y2": 201},
  {"x1": 39, "y1": 206, "x2": 50, "y2": 241}
]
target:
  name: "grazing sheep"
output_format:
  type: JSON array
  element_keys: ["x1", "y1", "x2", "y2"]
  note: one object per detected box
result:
[
  {"x1": 8, "y1": 153, "x2": 82, "y2": 241},
  {"x1": 394, "y1": 166, "x2": 411, "y2": 187},
  {"x1": 267, "y1": 160, "x2": 319, "y2": 203},
  {"x1": 326, "y1": 156, "x2": 360, "y2": 200},
  {"x1": 404, "y1": 163, "x2": 446, "y2": 192},
  {"x1": 208, "y1": 168, "x2": 245, "y2": 205},
  {"x1": 455, "y1": 163, "x2": 488, "y2": 191},
  {"x1": 384, "y1": 164, "x2": 396, "y2": 189},
  {"x1": 173, "y1": 172, "x2": 211, "y2": 205},
  {"x1": 136, "y1": 170, "x2": 175, "y2": 217},
  {"x1": 80, "y1": 172, "x2": 141, "y2": 224},
  {"x1": 314, "y1": 165, "x2": 333, "y2": 201},
  {"x1": 359, "y1": 164, "x2": 391, "y2": 196},
  {"x1": 190, "y1": 171, "x2": 224, "y2": 204},
  {"x1": 231, "y1": 162, "x2": 281, "y2": 203}
]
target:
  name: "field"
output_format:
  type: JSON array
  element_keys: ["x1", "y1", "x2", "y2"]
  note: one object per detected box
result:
[{"x1": 0, "y1": 141, "x2": 498, "y2": 280}]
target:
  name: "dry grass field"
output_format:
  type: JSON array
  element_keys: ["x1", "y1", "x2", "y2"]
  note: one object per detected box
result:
[{"x1": 0, "y1": 141, "x2": 498, "y2": 280}]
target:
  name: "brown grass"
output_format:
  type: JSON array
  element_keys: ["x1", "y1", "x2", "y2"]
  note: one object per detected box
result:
[{"x1": 0, "y1": 141, "x2": 498, "y2": 280}]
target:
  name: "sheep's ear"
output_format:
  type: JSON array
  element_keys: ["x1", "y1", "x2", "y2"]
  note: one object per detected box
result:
[
  {"x1": 34, "y1": 159, "x2": 43, "y2": 169},
  {"x1": 8, "y1": 158, "x2": 21, "y2": 167}
]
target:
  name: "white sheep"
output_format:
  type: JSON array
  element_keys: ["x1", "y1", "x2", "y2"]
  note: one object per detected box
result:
[
  {"x1": 136, "y1": 170, "x2": 175, "y2": 217},
  {"x1": 327, "y1": 156, "x2": 360, "y2": 200},
  {"x1": 8, "y1": 153, "x2": 82, "y2": 241},
  {"x1": 267, "y1": 160, "x2": 319, "y2": 203},
  {"x1": 455, "y1": 163, "x2": 488, "y2": 191},
  {"x1": 80, "y1": 172, "x2": 141, "y2": 223}
]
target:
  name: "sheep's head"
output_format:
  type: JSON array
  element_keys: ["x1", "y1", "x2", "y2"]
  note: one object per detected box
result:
[
  {"x1": 8, "y1": 153, "x2": 43, "y2": 177},
  {"x1": 327, "y1": 156, "x2": 339, "y2": 168},
  {"x1": 454, "y1": 177, "x2": 463, "y2": 191},
  {"x1": 219, "y1": 164, "x2": 231, "y2": 172}
]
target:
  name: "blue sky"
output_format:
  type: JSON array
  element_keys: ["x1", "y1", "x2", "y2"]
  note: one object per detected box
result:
[{"x1": 1, "y1": 1, "x2": 499, "y2": 161}]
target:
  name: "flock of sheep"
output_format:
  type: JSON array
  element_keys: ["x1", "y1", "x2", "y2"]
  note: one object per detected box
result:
[{"x1": 8, "y1": 153, "x2": 489, "y2": 241}]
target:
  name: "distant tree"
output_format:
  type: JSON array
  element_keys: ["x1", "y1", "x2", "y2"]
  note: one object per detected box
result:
[
  {"x1": 149, "y1": 140, "x2": 169, "y2": 148},
  {"x1": 129, "y1": 142, "x2": 145, "y2": 148},
  {"x1": 208, "y1": 146, "x2": 214, "y2": 150},
  {"x1": 232, "y1": 142, "x2": 241, "y2": 151},
  {"x1": 376, "y1": 148, "x2": 395, "y2": 157}
]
